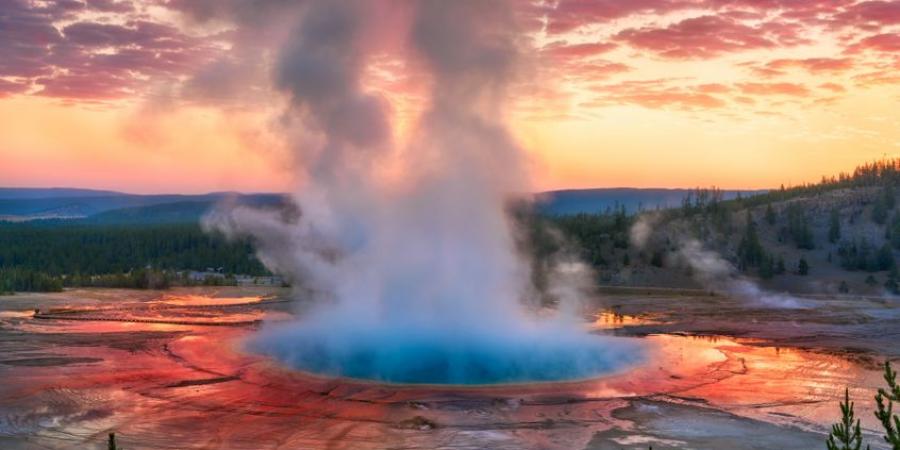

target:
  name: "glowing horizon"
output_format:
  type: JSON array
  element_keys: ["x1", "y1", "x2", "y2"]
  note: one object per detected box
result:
[{"x1": 1, "y1": 0, "x2": 899, "y2": 194}]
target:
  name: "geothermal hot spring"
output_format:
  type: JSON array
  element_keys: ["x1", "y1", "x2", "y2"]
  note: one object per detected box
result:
[
  {"x1": 203, "y1": 1, "x2": 644, "y2": 386},
  {"x1": 243, "y1": 309, "x2": 644, "y2": 385}
]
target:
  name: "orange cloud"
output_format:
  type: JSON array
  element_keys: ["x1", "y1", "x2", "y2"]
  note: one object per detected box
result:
[
  {"x1": 590, "y1": 80, "x2": 728, "y2": 110},
  {"x1": 819, "y1": 82, "x2": 847, "y2": 92},
  {"x1": 736, "y1": 82, "x2": 811, "y2": 96},
  {"x1": 766, "y1": 57, "x2": 855, "y2": 73}
]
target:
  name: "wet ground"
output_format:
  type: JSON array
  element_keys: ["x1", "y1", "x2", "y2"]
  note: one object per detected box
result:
[{"x1": 0, "y1": 287, "x2": 897, "y2": 449}]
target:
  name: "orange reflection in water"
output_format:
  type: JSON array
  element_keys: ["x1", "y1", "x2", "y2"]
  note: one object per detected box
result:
[
  {"x1": 626, "y1": 334, "x2": 885, "y2": 434},
  {"x1": 0, "y1": 310, "x2": 34, "y2": 318},
  {"x1": 592, "y1": 311, "x2": 660, "y2": 329},
  {"x1": 156, "y1": 294, "x2": 267, "y2": 306}
]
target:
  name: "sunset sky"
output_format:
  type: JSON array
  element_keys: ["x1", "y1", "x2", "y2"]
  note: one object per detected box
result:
[{"x1": 1, "y1": 0, "x2": 899, "y2": 194}]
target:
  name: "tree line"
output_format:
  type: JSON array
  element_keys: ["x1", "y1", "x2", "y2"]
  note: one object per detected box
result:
[
  {"x1": 740, "y1": 158, "x2": 900, "y2": 209},
  {"x1": 0, "y1": 222, "x2": 266, "y2": 293}
]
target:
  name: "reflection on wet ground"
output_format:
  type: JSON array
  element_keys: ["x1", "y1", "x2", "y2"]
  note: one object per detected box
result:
[
  {"x1": 155, "y1": 293, "x2": 270, "y2": 306},
  {"x1": 0, "y1": 287, "x2": 897, "y2": 449},
  {"x1": 592, "y1": 312, "x2": 662, "y2": 330}
]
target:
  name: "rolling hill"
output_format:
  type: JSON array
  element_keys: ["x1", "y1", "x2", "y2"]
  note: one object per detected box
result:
[
  {"x1": 0, "y1": 187, "x2": 767, "y2": 224},
  {"x1": 0, "y1": 187, "x2": 123, "y2": 199},
  {"x1": 535, "y1": 188, "x2": 765, "y2": 215},
  {"x1": 0, "y1": 188, "x2": 285, "y2": 223}
]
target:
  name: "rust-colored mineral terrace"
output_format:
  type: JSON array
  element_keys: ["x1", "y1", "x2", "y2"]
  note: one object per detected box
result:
[{"x1": 1, "y1": 287, "x2": 897, "y2": 449}]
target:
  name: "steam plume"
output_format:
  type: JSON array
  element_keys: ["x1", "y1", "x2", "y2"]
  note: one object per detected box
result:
[
  {"x1": 203, "y1": 0, "x2": 640, "y2": 384},
  {"x1": 676, "y1": 239, "x2": 806, "y2": 309},
  {"x1": 629, "y1": 214, "x2": 806, "y2": 309}
]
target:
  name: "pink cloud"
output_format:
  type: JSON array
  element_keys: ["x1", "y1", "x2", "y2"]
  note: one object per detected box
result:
[
  {"x1": 539, "y1": 41, "x2": 629, "y2": 84},
  {"x1": 0, "y1": 0, "x2": 888, "y2": 105},
  {"x1": 0, "y1": 0, "x2": 221, "y2": 100},
  {"x1": 837, "y1": 1, "x2": 900, "y2": 27},
  {"x1": 36, "y1": 73, "x2": 135, "y2": 99},
  {"x1": 542, "y1": 41, "x2": 617, "y2": 59},
  {"x1": 61, "y1": 20, "x2": 195, "y2": 50},
  {"x1": 0, "y1": 79, "x2": 29, "y2": 98},
  {"x1": 543, "y1": 0, "x2": 687, "y2": 34},
  {"x1": 615, "y1": 15, "x2": 806, "y2": 59},
  {"x1": 848, "y1": 33, "x2": 900, "y2": 52},
  {"x1": 575, "y1": 61, "x2": 632, "y2": 79},
  {"x1": 85, "y1": 0, "x2": 135, "y2": 13},
  {"x1": 545, "y1": 0, "x2": 860, "y2": 36}
]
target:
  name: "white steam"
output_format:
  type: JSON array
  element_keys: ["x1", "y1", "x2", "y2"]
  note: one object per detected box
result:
[
  {"x1": 675, "y1": 239, "x2": 806, "y2": 309},
  {"x1": 629, "y1": 212, "x2": 661, "y2": 250},
  {"x1": 202, "y1": 0, "x2": 640, "y2": 384},
  {"x1": 629, "y1": 213, "x2": 806, "y2": 309}
]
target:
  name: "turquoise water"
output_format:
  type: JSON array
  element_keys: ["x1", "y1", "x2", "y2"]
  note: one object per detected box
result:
[{"x1": 250, "y1": 322, "x2": 644, "y2": 385}]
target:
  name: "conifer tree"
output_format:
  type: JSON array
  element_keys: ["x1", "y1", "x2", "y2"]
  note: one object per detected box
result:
[
  {"x1": 827, "y1": 388, "x2": 868, "y2": 450},
  {"x1": 738, "y1": 211, "x2": 765, "y2": 270},
  {"x1": 830, "y1": 209, "x2": 842, "y2": 243},
  {"x1": 874, "y1": 362, "x2": 900, "y2": 450},
  {"x1": 759, "y1": 254, "x2": 775, "y2": 279},
  {"x1": 878, "y1": 244, "x2": 896, "y2": 271},
  {"x1": 886, "y1": 184, "x2": 897, "y2": 210},
  {"x1": 765, "y1": 203, "x2": 777, "y2": 225},
  {"x1": 874, "y1": 196, "x2": 889, "y2": 225},
  {"x1": 776, "y1": 256, "x2": 786, "y2": 274}
]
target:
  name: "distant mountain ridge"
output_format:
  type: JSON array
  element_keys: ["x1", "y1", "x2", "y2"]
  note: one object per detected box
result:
[
  {"x1": 0, "y1": 188, "x2": 285, "y2": 223},
  {"x1": 0, "y1": 186, "x2": 768, "y2": 223},
  {"x1": 0, "y1": 187, "x2": 123, "y2": 199},
  {"x1": 536, "y1": 188, "x2": 767, "y2": 215}
]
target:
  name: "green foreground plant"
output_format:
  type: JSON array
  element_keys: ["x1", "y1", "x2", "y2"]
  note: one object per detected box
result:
[
  {"x1": 827, "y1": 388, "x2": 868, "y2": 450},
  {"x1": 874, "y1": 362, "x2": 900, "y2": 449},
  {"x1": 828, "y1": 361, "x2": 900, "y2": 450}
]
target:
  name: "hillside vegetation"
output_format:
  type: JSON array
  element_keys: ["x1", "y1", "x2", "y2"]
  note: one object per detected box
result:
[{"x1": 535, "y1": 159, "x2": 900, "y2": 296}]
